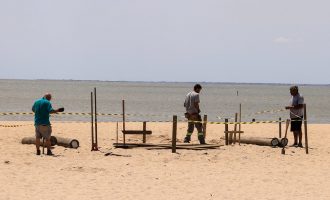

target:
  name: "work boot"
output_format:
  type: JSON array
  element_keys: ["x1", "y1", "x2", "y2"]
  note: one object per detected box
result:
[
  {"x1": 198, "y1": 135, "x2": 206, "y2": 144},
  {"x1": 36, "y1": 149, "x2": 41, "y2": 155},
  {"x1": 184, "y1": 135, "x2": 191, "y2": 143},
  {"x1": 47, "y1": 149, "x2": 53, "y2": 156}
]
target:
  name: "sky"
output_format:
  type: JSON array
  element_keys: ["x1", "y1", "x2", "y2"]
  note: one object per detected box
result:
[{"x1": 0, "y1": 0, "x2": 329, "y2": 84}]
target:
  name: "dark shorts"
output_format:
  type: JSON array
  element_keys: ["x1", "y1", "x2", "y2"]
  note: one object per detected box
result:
[{"x1": 291, "y1": 117, "x2": 303, "y2": 132}]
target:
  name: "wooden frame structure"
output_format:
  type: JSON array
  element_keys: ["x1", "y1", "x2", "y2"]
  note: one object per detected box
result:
[{"x1": 121, "y1": 100, "x2": 152, "y2": 146}]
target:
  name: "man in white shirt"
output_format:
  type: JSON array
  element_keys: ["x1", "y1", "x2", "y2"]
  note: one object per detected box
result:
[
  {"x1": 183, "y1": 84, "x2": 205, "y2": 144},
  {"x1": 285, "y1": 86, "x2": 304, "y2": 147}
]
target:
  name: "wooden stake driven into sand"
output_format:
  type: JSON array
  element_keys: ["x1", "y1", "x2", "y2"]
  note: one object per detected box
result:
[
  {"x1": 203, "y1": 115, "x2": 207, "y2": 138},
  {"x1": 91, "y1": 88, "x2": 98, "y2": 151},
  {"x1": 172, "y1": 115, "x2": 177, "y2": 153},
  {"x1": 279, "y1": 117, "x2": 282, "y2": 138}
]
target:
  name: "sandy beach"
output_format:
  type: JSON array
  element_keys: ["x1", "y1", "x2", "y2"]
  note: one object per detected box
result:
[{"x1": 1, "y1": 121, "x2": 330, "y2": 200}]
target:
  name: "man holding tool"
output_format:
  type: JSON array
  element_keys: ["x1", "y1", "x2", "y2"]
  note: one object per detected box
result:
[
  {"x1": 32, "y1": 93, "x2": 64, "y2": 155},
  {"x1": 183, "y1": 84, "x2": 205, "y2": 144},
  {"x1": 285, "y1": 86, "x2": 304, "y2": 148}
]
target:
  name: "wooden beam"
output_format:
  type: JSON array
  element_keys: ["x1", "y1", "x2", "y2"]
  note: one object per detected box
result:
[{"x1": 122, "y1": 130, "x2": 152, "y2": 135}]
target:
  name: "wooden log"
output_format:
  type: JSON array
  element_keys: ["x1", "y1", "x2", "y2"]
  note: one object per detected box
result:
[
  {"x1": 21, "y1": 136, "x2": 57, "y2": 146},
  {"x1": 278, "y1": 138, "x2": 288, "y2": 147},
  {"x1": 222, "y1": 136, "x2": 279, "y2": 147},
  {"x1": 55, "y1": 136, "x2": 79, "y2": 149}
]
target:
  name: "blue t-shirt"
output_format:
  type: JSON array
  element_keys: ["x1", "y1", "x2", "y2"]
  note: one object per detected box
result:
[{"x1": 32, "y1": 97, "x2": 54, "y2": 125}]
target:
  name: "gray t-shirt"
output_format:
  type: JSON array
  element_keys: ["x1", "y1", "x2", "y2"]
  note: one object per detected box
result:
[
  {"x1": 289, "y1": 93, "x2": 304, "y2": 118},
  {"x1": 184, "y1": 91, "x2": 200, "y2": 114}
]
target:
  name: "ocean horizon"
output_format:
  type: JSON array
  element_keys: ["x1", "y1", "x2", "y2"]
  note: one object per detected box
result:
[{"x1": 0, "y1": 79, "x2": 329, "y2": 123}]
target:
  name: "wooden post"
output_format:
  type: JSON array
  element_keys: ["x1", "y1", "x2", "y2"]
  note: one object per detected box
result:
[
  {"x1": 225, "y1": 118, "x2": 229, "y2": 145},
  {"x1": 172, "y1": 115, "x2": 177, "y2": 153},
  {"x1": 279, "y1": 117, "x2": 282, "y2": 138},
  {"x1": 239, "y1": 104, "x2": 242, "y2": 145},
  {"x1": 143, "y1": 121, "x2": 147, "y2": 143},
  {"x1": 304, "y1": 104, "x2": 309, "y2": 154},
  {"x1": 94, "y1": 87, "x2": 98, "y2": 149},
  {"x1": 91, "y1": 92, "x2": 95, "y2": 151},
  {"x1": 42, "y1": 138, "x2": 45, "y2": 154},
  {"x1": 116, "y1": 122, "x2": 118, "y2": 144},
  {"x1": 122, "y1": 99, "x2": 126, "y2": 145},
  {"x1": 203, "y1": 115, "x2": 207, "y2": 138},
  {"x1": 233, "y1": 113, "x2": 238, "y2": 144}
]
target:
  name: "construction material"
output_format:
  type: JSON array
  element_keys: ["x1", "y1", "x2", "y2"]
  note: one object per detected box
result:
[
  {"x1": 279, "y1": 117, "x2": 282, "y2": 138},
  {"x1": 281, "y1": 119, "x2": 290, "y2": 154},
  {"x1": 91, "y1": 89, "x2": 98, "y2": 151},
  {"x1": 203, "y1": 115, "x2": 207, "y2": 138},
  {"x1": 121, "y1": 100, "x2": 152, "y2": 145},
  {"x1": 21, "y1": 136, "x2": 57, "y2": 146},
  {"x1": 304, "y1": 104, "x2": 309, "y2": 154},
  {"x1": 225, "y1": 118, "x2": 229, "y2": 145},
  {"x1": 223, "y1": 136, "x2": 279, "y2": 147},
  {"x1": 113, "y1": 143, "x2": 221, "y2": 150},
  {"x1": 55, "y1": 136, "x2": 79, "y2": 149},
  {"x1": 172, "y1": 115, "x2": 177, "y2": 153},
  {"x1": 279, "y1": 138, "x2": 288, "y2": 147}
]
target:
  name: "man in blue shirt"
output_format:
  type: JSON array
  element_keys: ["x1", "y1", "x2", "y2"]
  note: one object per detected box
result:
[{"x1": 32, "y1": 93, "x2": 64, "y2": 155}]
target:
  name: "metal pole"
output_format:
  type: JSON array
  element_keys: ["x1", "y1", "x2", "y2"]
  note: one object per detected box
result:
[{"x1": 172, "y1": 115, "x2": 177, "y2": 153}]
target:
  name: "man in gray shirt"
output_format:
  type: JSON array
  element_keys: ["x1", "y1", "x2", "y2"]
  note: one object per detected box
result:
[
  {"x1": 285, "y1": 85, "x2": 304, "y2": 147},
  {"x1": 183, "y1": 84, "x2": 205, "y2": 144}
]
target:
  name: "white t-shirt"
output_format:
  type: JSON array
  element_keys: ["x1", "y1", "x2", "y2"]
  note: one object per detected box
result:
[{"x1": 289, "y1": 93, "x2": 304, "y2": 118}]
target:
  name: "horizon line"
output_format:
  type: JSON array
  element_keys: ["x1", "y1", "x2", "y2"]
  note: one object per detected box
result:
[{"x1": 0, "y1": 78, "x2": 329, "y2": 86}]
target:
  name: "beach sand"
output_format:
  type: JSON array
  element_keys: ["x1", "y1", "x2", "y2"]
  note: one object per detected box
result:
[{"x1": 1, "y1": 121, "x2": 330, "y2": 200}]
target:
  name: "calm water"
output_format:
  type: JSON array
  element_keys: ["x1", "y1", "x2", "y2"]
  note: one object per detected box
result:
[{"x1": 0, "y1": 79, "x2": 329, "y2": 123}]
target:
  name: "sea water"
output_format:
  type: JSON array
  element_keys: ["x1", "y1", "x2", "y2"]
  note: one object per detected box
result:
[{"x1": 0, "y1": 79, "x2": 329, "y2": 123}]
